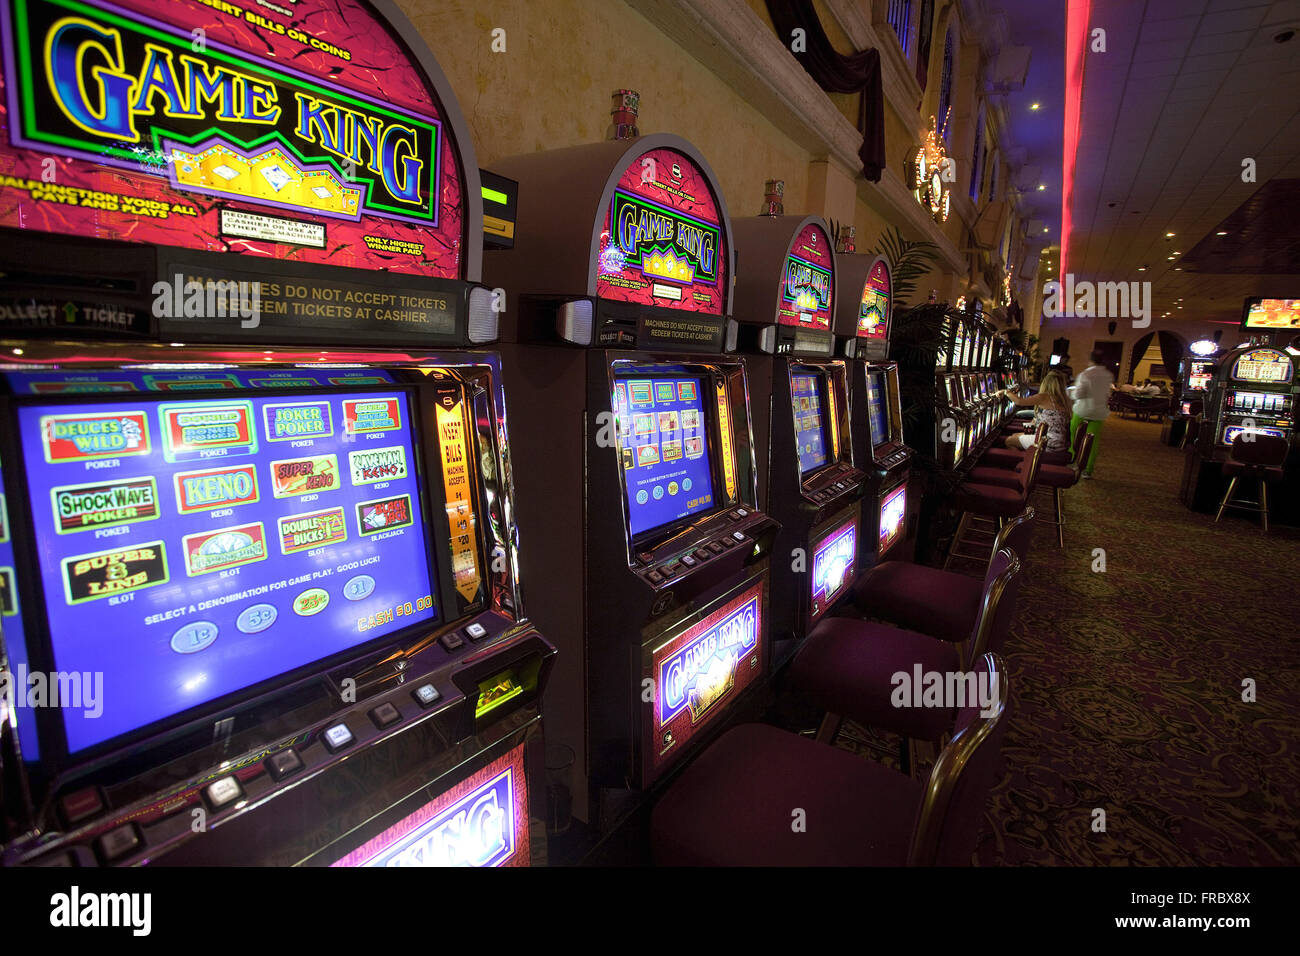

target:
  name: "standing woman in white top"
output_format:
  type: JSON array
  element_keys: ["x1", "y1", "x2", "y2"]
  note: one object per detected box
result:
[{"x1": 1068, "y1": 350, "x2": 1117, "y2": 478}]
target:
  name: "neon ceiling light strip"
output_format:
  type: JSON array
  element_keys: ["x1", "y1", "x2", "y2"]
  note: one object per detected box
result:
[{"x1": 1062, "y1": 0, "x2": 1092, "y2": 287}]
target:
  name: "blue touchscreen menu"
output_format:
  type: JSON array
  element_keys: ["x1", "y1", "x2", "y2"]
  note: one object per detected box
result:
[
  {"x1": 791, "y1": 372, "x2": 830, "y2": 474},
  {"x1": 866, "y1": 370, "x2": 890, "y2": 448},
  {"x1": 616, "y1": 375, "x2": 716, "y2": 538},
  {"x1": 16, "y1": 390, "x2": 437, "y2": 754}
]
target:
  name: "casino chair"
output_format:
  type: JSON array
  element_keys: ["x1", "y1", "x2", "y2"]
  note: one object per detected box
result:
[
  {"x1": 980, "y1": 419, "x2": 1082, "y2": 471},
  {"x1": 789, "y1": 546, "x2": 1020, "y2": 756},
  {"x1": 844, "y1": 506, "x2": 1034, "y2": 646},
  {"x1": 650, "y1": 653, "x2": 1011, "y2": 866},
  {"x1": 943, "y1": 440, "x2": 1045, "y2": 571},
  {"x1": 1033, "y1": 432, "x2": 1094, "y2": 548},
  {"x1": 1180, "y1": 413, "x2": 1203, "y2": 451},
  {"x1": 1214, "y1": 433, "x2": 1289, "y2": 533}
]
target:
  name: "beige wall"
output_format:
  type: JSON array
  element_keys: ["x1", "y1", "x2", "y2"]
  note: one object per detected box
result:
[
  {"x1": 396, "y1": 0, "x2": 1026, "y2": 312},
  {"x1": 397, "y1": 0, "x2": 817, "y2": 217}
]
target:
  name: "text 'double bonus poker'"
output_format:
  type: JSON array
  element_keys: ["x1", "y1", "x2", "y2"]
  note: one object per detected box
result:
[{"x1": 17, "y1": 390, "x2": 439, "y2": 753}]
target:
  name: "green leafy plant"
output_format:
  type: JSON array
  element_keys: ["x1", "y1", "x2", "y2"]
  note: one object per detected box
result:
[{"x1": 871, "y1": 225, "x2": 940, "y2": 308}]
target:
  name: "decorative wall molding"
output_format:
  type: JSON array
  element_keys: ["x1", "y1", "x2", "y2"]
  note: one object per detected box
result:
[{"x1": 625, "y1": 0, "x2": 963, "y2": 270}]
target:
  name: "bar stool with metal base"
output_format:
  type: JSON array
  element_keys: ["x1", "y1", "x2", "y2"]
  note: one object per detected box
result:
[
  {"x1": 650, "y1": 653, "x2": 1011, "y2": 866},
  {"x1": 1215, "y1": 433, "x2": 1288, "y2": 532},
  {"x1": 1033, "y1": 431, "x2": 1094, "y2": 548},
  {"x1": 944, "y1": 440, "x2": 1045, "y2": 570}
]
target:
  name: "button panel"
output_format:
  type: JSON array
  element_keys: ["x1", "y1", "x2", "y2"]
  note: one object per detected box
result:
[
  {"x1": 370, "y1": 702, "x2": 401, "y2": 728},
  {"x1": 413, "y1": 683, "x2": 441, "y2": 708},
  {"x1": 204, "y1": 776, "x2": 243, "y2": 810},
  {"x1": 95, "y1": 823, "x2": 142, "y2": 864},
  {"x1": 465, "y1": 622, "x2": 489, "y2": 642},
  {"x1": 440, "y1": 631, "x2": 465, "y2": 651}
]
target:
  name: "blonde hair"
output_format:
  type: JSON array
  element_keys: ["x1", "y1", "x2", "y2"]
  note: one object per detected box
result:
[{"x1": 1039, "y1": 371, "x2": 1070, "y2": 411}]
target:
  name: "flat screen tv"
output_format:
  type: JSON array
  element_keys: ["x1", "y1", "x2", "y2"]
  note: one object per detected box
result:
[
  {"x1": 615, "y1": 374, "x2": 717, "y2": 540},
  {"x1": 13, "y1": 389, "x2": 439, "y2": 755},
  {"x1": 1241, "y1": 298, "x2": 1300, "y2": 330},
  {"x1": 790, "y1": 371, "x2": 831, "y2": 474}
]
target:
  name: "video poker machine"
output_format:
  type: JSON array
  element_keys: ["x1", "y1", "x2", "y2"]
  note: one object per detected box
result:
[
  {"x1": 481, "y1": 132, "x2": 778, "y2": 835},
  {"x1": 729, "y1": 211, "x2": 865, "y2": 670},
  {"x1": 832, "y1": 253, "x2": 915, "y2": 568},
  {"x1": 0, "y1": 0, "x2": 554, "y2": 867}
]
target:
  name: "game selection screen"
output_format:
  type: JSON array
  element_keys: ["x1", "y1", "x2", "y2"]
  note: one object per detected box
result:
[
  {"x1": 866, "y1": 370, "x2": 891, "y2": 448},
  {"x1": 16, "y1": 390, "x2": 438, "y2": 753},
  {"x1": 791, "y1": 372, "x2": 830, "y2": 474},
  {"x1": 616, "y1": 376, "x2": 716, "y2": 538}
]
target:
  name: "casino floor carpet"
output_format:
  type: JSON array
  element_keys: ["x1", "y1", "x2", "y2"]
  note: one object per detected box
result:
[{"x1": 830, "y1": 416, "x2": 1300, "y2": 865}]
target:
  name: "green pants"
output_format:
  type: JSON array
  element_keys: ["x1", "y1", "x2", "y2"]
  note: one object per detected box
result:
[{"x1": 1070, "y1": 414, "x2": 1105, "y2": 475}]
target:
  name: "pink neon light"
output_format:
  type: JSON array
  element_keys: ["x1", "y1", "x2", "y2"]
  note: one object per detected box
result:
[{"x1": 1062, "y1": 0, "x2": 1092, "y2": 287}]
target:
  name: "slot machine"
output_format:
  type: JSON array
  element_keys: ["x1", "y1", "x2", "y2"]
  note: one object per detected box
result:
[
  {"x1": 1181, "y1": 342, "x2": 1298, "y2": 522},
  {"x1": 481, "y1": 130, "x2": 779, "y2": 833},
  {"x1": 832, "y1": 253, "x2": 915, "y2": 566},
  {"x1": 728, "y1": 210, "x2": 865, "y2": 670},
  {"x1": 1163, "y1": 354, "x2": 1217, "y2": 446},
  {"x1": 0, "y1": 0, "x2": 553, "y2": 868}
]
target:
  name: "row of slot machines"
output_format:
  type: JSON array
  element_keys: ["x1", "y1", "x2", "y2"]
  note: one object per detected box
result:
[
  {"x1": 935, "y1": 313, "x2": 1018, "y2": 471},
  {"x1": 0, "y1": 0, "x2": 917, "y2": 865}
]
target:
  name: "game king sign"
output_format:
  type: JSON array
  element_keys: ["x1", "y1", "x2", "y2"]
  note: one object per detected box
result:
[{"x1": 0, "y1": 0, "x2": 466, "y2": 277}]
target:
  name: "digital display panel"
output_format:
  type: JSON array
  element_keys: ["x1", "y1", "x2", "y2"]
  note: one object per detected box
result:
[
  {"x1": 1187, "y1": 361, "x2": 1213, "y2": 391},
  {"x1": 0, "y1": 0, "x2": 466, "y2": 279},
  {"x1": 5, "y1": 369, "x2": 394, "y2": 395},
  {"x1": 810, "y1": 516, "x2": 856, "y2": 623},
  {"x1": 1243, "y1": 298, "x2": 1300, "y2": 330},
  {"x1": 879, "y1": 483, "x2": 906, "y2": 556},
  {"x1": 330, "y1": 743, "x2": 530, "y2": 867},
  {"x1": 866, "y1": 370, "x2": 891, "y2": 448},
  {"x1": 597, "y1": 148, "x2": 727, "y2": 314},
  {"x1": 857, "y1": 259, "x2": 891, "y2": 341},
  {"x1": 791, "y1": 372, "x2": 830, "y2": 474},
  {"x1": 1231, "y1": 349, "x2": 1293, "y2": 384},
  {"x1": 15, "y1": 390, "x2": 437, "y2": 753},
  {"x1": 616, "y1": 375, "x2": 716, "y2": 538},
  {"x1": 952, "y1": 324, "x2": 966, "y2": 368},
  {"x1": 778, "y1": 223, "x2": 834, "y2": 330}
]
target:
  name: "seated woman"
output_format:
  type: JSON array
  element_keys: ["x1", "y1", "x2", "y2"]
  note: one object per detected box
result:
[{"x1": 998, "y1": 370, "x2": 1072, "y2": 452}]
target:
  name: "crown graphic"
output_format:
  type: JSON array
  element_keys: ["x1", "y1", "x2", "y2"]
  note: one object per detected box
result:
[
  {"x1": 170, "y1": 138, "x2": 365, "y2": 220},
  {"x1": 642, "y1": 246, "x2": 696, "y2": 283},
  {"x1": 794, "y1": 288, "x2": 820, "y2": 312},
  {"x1": 686, "y1": 651, "x2": 737, "y2": 723}
]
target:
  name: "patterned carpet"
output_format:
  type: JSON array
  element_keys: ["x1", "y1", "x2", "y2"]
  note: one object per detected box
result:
[{"x1": 834, "y1": 417, "x2": 1300, "y2": 865}]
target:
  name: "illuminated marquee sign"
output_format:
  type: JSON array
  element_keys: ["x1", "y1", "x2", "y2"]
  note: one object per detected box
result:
[
  {"x1": 647, "y1": 577, "x2": 765, "y2": 779},
  {"x1": 778, "y1": 222, "x2": 834, "y2": 330},
  {"x1": 810, "y1": 516, "x2": 857, "y2": 623},
  {"x1": 858, "y1": 259, "x2": 891, "y2": 341},
  {"x1": 0, "y1": 0, "x2": 467, "y2": 278},
  {"x1": 331, "y1": 744, "x2": 529, "y2": 867},
  {"x1": 908, "y1": 115, "x2": 951, "y2": 224},
  {"x1": 597, "y1": 147, "x2": 728, "y2": 314}
]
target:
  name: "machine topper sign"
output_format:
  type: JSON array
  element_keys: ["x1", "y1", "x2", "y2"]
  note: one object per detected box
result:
[
  {"x1": 597, "y1": 147, "x2": 728, "y2": 314},
  {"x1": 778, "y1": 222, "x2": 834, "y2": 330},
  {"x1": 0, "y1": 0, "x2": 466, "y2": 278}
]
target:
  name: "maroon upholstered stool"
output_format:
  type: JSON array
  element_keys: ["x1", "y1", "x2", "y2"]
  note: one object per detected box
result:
[
  {"x1": 848, "y1": 507, "x2": 1034, "y2": 644},
  {"x1": 1034, "y1": 432, "x2": 1093, "y2": 547},
  {"x1": 945, "y1": 441, "x2": 1044, "y2": 570},
  {"x1": 1215, "y1": 433, "x2": 1288, "y2": 532},
  {"x1": 790, "y1": 548, "x2": 1020, "y2": 742},
  {"x1": 651, "y1": 653, "x2": 1011, "y2": 866},
  {"x1": 979, "y1": 419, "x2": 1083, "y2": 470}
]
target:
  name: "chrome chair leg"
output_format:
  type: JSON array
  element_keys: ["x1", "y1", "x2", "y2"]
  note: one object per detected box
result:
[
  {"x1": 1215, "y1": 477, "x2": 1238, "y2": 522},
  {"x1": 1260, "y1": 479, "x2": 1269, "y2": 533},
  {"x1": 944, "y1": 512, "x2": 972, "y2": 570},
  {"x1": 1055, "y1": 486, "x2": 1065, "y2": 548}
]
